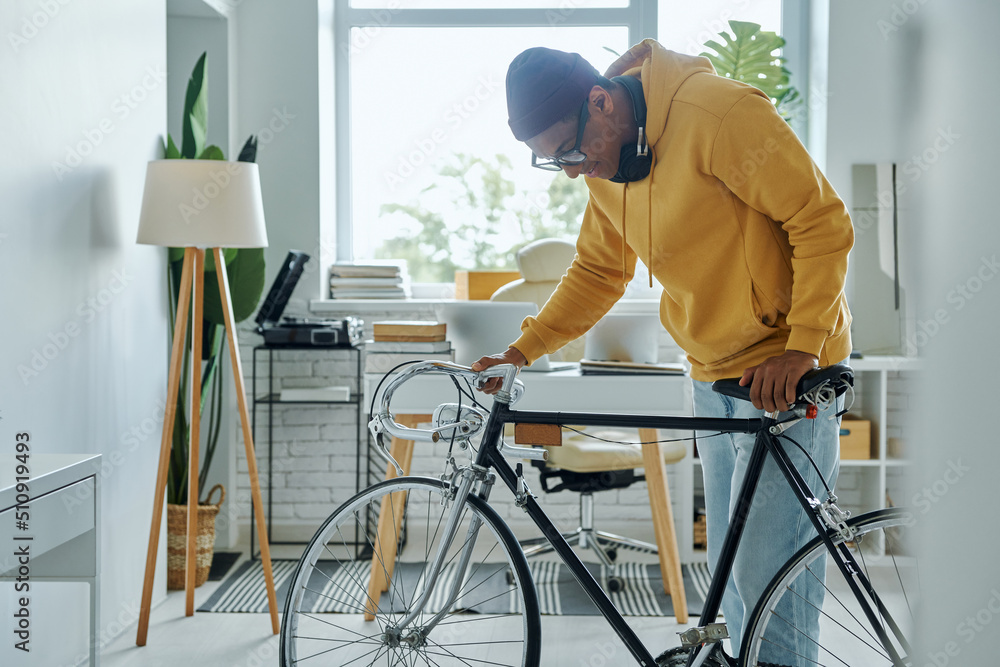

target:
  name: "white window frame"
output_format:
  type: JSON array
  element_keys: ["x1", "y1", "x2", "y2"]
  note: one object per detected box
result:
[
  {"x1": 332, "y1": 0, "x2": 657, "y2": 263},
  {"x1": 331, "y1": 0, "x2": 805, "y2": 263}
]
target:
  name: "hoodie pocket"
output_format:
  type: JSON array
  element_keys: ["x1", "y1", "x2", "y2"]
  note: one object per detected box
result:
[{"x1": 749, "y1": 282, "x2": 780, "y2": 331}]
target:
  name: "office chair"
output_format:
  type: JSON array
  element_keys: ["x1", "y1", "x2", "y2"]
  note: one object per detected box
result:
[{"x1": 492, "y1": 239, "x2": 687, "y2": 593}]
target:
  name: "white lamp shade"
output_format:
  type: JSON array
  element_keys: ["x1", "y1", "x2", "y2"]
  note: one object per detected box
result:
[{"x1": 136, "y1": 159, "x2": 268, "y2": 248}]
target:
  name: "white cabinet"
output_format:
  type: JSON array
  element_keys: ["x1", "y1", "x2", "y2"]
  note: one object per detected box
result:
[{"x1": 0, "y1": 454, "x2": 101, "y2": 666}]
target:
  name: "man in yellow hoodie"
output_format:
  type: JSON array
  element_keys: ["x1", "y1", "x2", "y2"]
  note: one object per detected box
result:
[{"x1": 473, "y1": 41, "x2": 853, "y2": 664}]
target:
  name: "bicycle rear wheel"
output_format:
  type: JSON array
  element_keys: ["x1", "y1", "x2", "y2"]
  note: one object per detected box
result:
[
  {"x1": 741, "y1": 508, "x2": 917, "y2": 667},
  {"x1": 280, "y1": 477, "x2": 541, "y2": 666}
]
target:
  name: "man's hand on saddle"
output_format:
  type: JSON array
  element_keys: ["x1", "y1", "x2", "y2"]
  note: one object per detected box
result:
[
  {"x1": 471, "y1": 347, "x2": 528, "y2": 395},
  {"x1": 739, "y1": 349, "x2": 819, "y2": 413}
]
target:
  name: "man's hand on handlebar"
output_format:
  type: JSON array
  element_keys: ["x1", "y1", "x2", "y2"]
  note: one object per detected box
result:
[{"x1": 471, "y1": 347, "x2": 527, "y2": 395}]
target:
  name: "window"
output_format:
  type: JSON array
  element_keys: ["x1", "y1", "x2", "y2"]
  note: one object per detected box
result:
[{"x1": 333, "y1": 0, "x2": 789, "y2": 284}]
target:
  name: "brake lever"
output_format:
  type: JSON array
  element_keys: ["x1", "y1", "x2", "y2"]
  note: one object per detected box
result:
[{"x1": 368, "y1": 416, "x2": 404, "y2": 476}]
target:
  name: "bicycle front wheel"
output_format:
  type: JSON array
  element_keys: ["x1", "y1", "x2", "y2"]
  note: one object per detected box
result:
[
  {"x1": 741, "y1": 508, "x2": 917, "y2": 667},
  {"x1": 280, "y1": 477, "x2": 541, "y2": 667}
]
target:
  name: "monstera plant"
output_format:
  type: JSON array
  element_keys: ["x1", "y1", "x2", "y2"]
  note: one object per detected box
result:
[
  {"x1": 165, "y1": 52, "x2": 266, "y2": 505},
  {"x1": 701, "y1": 20, "x2": 801, "y2": 121}
]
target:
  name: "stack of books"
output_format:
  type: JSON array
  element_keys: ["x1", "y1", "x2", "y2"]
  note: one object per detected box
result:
[
  {"x1": 329, "y1": 264, "x2": 405, "y2": 299},
  {"x1": 366, "y1": 321, "x2": 452, "y2": 374},
  {"x1": 372, "y1": 321, "x2": 446, "y2": 342}
]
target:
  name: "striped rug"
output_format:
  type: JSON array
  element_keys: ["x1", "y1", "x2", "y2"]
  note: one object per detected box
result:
[{"x1": 199, "y1": 559, "x2": 710, "y2": 617}]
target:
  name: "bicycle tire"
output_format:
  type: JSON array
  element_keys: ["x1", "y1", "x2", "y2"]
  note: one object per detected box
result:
[
  {"x1": 280, "y1": 477, "x2": 542, "y2": 666},
  {"x1": 740, "y1": 508, "x2": 917, "y2": 667}
]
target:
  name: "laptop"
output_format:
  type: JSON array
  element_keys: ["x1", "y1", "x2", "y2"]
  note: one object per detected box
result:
[
  {"x1": 583, "y1": 313, "x2": 660, "y2": 363},
  {"x1": 434, "y1": 301, "x2": 569, "y2": 372}
]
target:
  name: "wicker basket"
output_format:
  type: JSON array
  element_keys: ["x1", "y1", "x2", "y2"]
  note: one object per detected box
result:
[
  {"x1": 166, "y1": 484, "x2": 225, "y2": 590},
  {"x1": 693, "y1": 513, "x2": 708, "y2": 550}
]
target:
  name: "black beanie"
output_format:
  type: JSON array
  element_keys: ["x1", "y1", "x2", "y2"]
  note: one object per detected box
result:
[{"x1": 506, "y1": 47, "x2": 599, "y2": 142}]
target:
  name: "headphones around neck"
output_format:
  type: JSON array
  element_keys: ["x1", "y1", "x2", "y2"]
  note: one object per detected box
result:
[{"x1": 609, "y1": 75, "x2": 651, "y2": 184}]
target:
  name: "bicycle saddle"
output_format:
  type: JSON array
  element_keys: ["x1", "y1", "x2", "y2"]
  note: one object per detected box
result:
[{"x1": 711, "y1": 363, "x2": 854, "y2": 407}]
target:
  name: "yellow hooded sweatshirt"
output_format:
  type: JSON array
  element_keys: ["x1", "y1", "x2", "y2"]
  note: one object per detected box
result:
[{"x1": 510, "y1": 40, "x2": 853, "y2": 383}]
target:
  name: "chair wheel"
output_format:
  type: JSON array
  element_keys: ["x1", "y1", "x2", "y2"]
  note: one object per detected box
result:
[
  {"x1": 604, "y1": 547, "x2": 618, "y2": 562},
  {"x1": 607, "y1": 575, "x2": 624, "y2": 593}
]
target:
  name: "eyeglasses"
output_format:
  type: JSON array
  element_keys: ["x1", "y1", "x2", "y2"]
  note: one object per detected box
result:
[{"x1": 531, "y1": 101, "x2": 589, "y2": 171}]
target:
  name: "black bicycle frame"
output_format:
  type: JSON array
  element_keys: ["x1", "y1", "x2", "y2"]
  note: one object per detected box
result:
[{"x1": 471, "y1": 399, "x2": 907, "y2": 667}]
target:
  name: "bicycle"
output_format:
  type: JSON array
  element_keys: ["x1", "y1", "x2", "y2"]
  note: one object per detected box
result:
[{"x1": 279, "y1": 360, "x2": 916, "y2": 666}]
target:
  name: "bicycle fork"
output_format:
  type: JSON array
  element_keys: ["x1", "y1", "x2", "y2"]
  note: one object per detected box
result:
[{"x1": 386, "y1": 466, "x2": 494, "y2": 648}]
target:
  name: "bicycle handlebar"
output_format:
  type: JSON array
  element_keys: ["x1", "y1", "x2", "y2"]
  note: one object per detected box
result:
[{"x1": 368, "y1": 361, "x2": 525, "y2": 474}]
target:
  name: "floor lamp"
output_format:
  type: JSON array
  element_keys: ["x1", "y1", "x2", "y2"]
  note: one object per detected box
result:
[{"x1": 134, "y1": 159, "x2": 279, "y2": 644}]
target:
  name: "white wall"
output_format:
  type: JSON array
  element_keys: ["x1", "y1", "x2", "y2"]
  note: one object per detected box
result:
[
  {"x1": 822, "y1": 0, "x2": 908, "y2": 199},
  {"x1": 903, "y1": 1, "x2": 1000, "y2": 663},
  {"x1": 0, "y1": 0, "x2": 169, "y2": 664},
  {"x1": 167, "y1": 15, "x2": 230, "y2": 156},
  {"x1": 234, "y1": 1, "x2": 327, "y2": 305}
]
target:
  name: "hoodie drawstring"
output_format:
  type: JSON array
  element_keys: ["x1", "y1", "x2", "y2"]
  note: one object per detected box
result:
[
  {"x1": 620, "y1": 182, "x2": 629, "y2": 282},
  {"x1": 647, "y1": 151, "x2": 656, "y2": 287}
]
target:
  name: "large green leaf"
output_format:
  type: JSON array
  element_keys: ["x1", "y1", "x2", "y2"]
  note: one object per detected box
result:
[
  {"x1": 203, "y1": 248, "x2": 266, "y2": 325},
  {"x1": 181, "y1": 52, "x2": 208, "y2": 159},
  {"x1": 164, "y1": 134, "x2": 181, "y2": 159},
  {"x1": 701, "y1": 20, "x2": 798, "y2": 115},
  {"x1": 197, "y1": 144, "x2": 225, "y2": 160},
  {"x1": 204, "y1": 248, "x2": 238, "y2": 272}
]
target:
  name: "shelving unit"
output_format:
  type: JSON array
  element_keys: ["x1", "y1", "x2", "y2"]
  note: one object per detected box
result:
[{"x1": 249, "y1": 344, "x2": 371, "y2": 558}]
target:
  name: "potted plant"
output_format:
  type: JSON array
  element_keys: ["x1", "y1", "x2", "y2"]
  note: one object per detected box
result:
[
  {"x1": 700, "y1": 20, "x2": 801, "y2": 121},
  {"x1": 163, "y1": 52, "x2": 266, "y2": 589}
]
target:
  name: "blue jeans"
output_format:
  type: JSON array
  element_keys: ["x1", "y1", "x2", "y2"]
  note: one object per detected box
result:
[{"x1": 692, "y1": 377, "x2": 842, "y2": 664}]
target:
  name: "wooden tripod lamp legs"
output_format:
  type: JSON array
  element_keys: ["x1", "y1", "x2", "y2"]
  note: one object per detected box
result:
[
  {"x1": 136, "y1": 247, "x2": 279, "y2": 646},
  {"x1": 213, "y1": 247, "x2": 280, "y2": 634},
  {"x1": 185, "y1": 250, "x2": 205, "y2": 615},
  {"x1": 137, "y1": 248, "x2": 195, "y2": 646}
]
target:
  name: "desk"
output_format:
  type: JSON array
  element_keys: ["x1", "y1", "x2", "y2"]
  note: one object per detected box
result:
[
  {"x1": 1, "y1": 453, "x2": 101, "y2": 666},
  {"x1": 363, "y1": 367, "x2": 693, "y2": 623}
]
